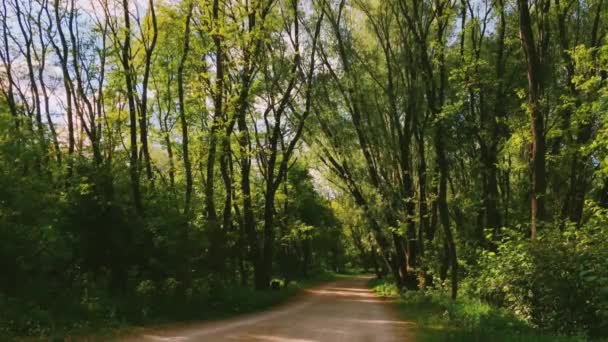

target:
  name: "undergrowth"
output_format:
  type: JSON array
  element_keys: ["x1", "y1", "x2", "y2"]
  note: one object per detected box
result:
[
  {"x1": 368, "y1": 278, "x2": 592, "y2": 342},
  {"x1": 1, "y1": 272, "x2": 336, "y2": 341}
]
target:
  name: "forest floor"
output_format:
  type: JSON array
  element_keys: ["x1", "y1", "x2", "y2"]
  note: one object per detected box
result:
[
  {"x1": 117, "y1": 275, "x2": 412, "y2": 341},
  {"x1": 368, "y1": 278, "x2": 590, "y2": 342}
]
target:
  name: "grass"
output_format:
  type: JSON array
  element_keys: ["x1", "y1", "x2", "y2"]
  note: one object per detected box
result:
[{"x1": 368, "y1": 278, "x2": 590, "y2": 342}]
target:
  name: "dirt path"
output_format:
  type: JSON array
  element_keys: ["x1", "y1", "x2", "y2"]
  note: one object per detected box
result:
[{"x1": 119, "y1": 276, "x2": 413, "y2": 341}]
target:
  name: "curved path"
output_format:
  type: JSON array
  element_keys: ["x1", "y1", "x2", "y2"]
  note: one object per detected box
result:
[{"x1": 120, "y1": 276, "x2": 413, "y2": 342}]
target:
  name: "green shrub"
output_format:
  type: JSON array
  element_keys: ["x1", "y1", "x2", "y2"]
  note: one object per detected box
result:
[
  {"x1": 369, "y1": 278, "x2": 400, "y2": 297},
  {"x1": 370, "y1": 278, "x2": 588, "y2": 341},
  {"x1": 469, "y1": 218, "x2": 608, "y2": 337}
]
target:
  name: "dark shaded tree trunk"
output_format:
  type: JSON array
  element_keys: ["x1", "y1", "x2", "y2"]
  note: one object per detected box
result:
[
  {"x1": 600, "y1": 178, "x2": 608, "y2": 209},
  {"x1": 139, "y1": 0, "x2": 158, "y2": 181},
  {"x1": 157, "y1": 81, "x2": 175, "y2": 190},
  {"x1": 220, "y1": 139, "x2": 233, "y2": 233},
  {"x1": 121, "y1": 0, "x2": 144, "y2": 215},
  {"x1": 236, "y1": 93, "x2": 260, "y2": 287},
  {"x1": 204, "y1": 0, "x2": 224, "y2": 224},
  {"x1": 52, "y1": 0, "x2": 75, "y2": 172},
  {"x1": 34, "y1": 8, "x2": 61, "y2": 165},
  {"x1": 435, "y1": 125, "x2": 458, "y2": 300},
  {"x1": 0, "y1": 1, "x2": 20, "y2": 130},
  {"x1": 558, "y1": 0, "x2": 603, "y2": 227},
  {"x1": 414, "y1": 114, "x2": 432, "y2": 243},
  {"x1": 260, "y1": 183, "x2": 277, "y2": 288},
  {"x1": 178, "y1": 2, "x2": 193, "y2": 214},
  {"x1": 14, "y1": 1, "x2": 44, "y2": 154}
]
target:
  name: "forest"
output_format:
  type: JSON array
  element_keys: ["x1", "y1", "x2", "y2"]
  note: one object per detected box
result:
[{"x1": 0, "y1": 0, "x2": 607, "y2": 339}]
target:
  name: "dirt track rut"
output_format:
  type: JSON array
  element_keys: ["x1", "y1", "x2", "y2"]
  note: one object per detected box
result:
[{"x1": 120, "y1": 276, "x2": 413, "y2": 342}]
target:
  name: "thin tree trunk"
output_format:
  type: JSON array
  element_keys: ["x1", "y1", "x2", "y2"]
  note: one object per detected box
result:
[
  {"x1": 15, "y1": 1, "x2": 44, "y2": 153},
  {"x1": 178, "y1": 3, "x2": 193, "y2": 214},
  {"x1": 139, "y1": 0, "x2": 158, "y2": 181},
  {"x1": 0, "y1": 1, "x2": 20, "y2": 129},
  {"x1": 435, "y1": 125, "x2": 458, "y2": 299},
  {"x1": 220, "y1": 133, "x2": 233, "y2": 232},
  {"x1": 205, "y1": 0, "x2": 224, "y2": 224},
  {"x1": 53, "y1": 0, "x2": 75, "y2": 173},
  {"x1": 121, "y1": 0, "x2": 143, "y2": 215},
  {"x1": 237, "y1": 113, "x2": 260, "y2": 288},
  {"x1": 35, "y1": 9, "x2": 61, "y2": 165}
]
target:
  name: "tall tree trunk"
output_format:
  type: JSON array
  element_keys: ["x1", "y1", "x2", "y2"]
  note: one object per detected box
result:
[
  {"x1": 35, "y1": 9, "x2": 61, "y2": 165},
  {"x1": 53, "y1": 0, "x2": 75, "y2": 173},
  {"x1": 178, "y1": 2, "x2": 193, "y2": 214},
  {"x1": 486, "y1": 0, "x2": 507, "y2": 237},
  {"x1": 435, "y1": 125, "x2": 458, "y2": 299},
  {"x1": 15, "y1": 1, "x2": 44, "y2": 154},
  {"x1": 121, "y1": 0, "x2": 143, "y2": 215},
  {"x1": 66, "y1": 0, "x2": 103, "y2": 167},
  {"x1": 414, "y1": 114, "x2": 432, "y2": 243},
  {"x1": 139, "y1": 0, "x2": 158, "y2": 181},
  {"x1": 220, "y1": 132, "x2": 233, "y2": 233},
  {"x1": 261, "y1": 182, "x2": 277, "y2": 289},
  {"x1": 559, "y1": 0, "x2": 603, "y2": 226},
  {"x1": 237, "y1": 114, "x2": 260, "y2": 288},
  {"x1": 205, "y1": 0, "x2": 224, "y2": 224},
  {"x1": 517, "y1": 0, "x2": 548, "y2": 239},
  {"x1": 382, "y1": 34, "x2": 417, "y2": 288}
]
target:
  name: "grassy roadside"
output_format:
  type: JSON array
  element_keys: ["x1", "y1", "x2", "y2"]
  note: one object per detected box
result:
[
  {"x1": 368, "y1": 278, "x2": 590, "y2": 342},
  {"x1": 13, "y1": 272, "x2": 337, "y2": 341}
]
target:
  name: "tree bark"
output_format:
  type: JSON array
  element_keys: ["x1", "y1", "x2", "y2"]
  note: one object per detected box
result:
[
  {"x1": 178, "y1": 2, "x2": 193, "y2": 214},
  {"x1": 205, "y1": 0, "x2": 224, "y2": 224},
  {"x1": 121, "y1": 0, "x2": 144, "y2": 215},
  {"x1": 139, "y1": 0, "x2": 158, "y2": 181},
  {"x1": 52, "y1": 0, "x2": 75, "y2": 173},
  {"x1": 517, "y1": 0, "x2": 548, "y2": 239}
]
